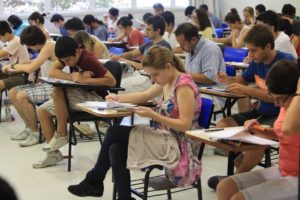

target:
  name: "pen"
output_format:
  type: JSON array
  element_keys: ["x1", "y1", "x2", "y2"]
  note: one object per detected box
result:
[
  {"x1": 107, "y1": 90, "x2": 111, "y2": 95},
  {"x1": 204, "y1": 128, "x2": 224, "y2": 132}
]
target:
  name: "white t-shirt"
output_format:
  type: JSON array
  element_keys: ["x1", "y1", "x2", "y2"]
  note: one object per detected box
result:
[
  {"x1": 163, "y1": 30, "x2": 179, "y2": 49},
  {"x1": 275, "y1": 31, "x2": 297, "y2": 59},
  {"x1": 3, "y1": 36, "x2": 30, "y2": 63}
]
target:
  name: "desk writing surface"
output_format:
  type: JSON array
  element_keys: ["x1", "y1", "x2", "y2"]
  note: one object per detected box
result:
[
  {"x1": 185, "y1": 129, "x2": 268, "y2": 152},
  {"x1": 199, "y1": 87, "x2": 246, "y2": 98},
  {"x1": 76, "y1": 103, "x2": 133, "y2": 118}
]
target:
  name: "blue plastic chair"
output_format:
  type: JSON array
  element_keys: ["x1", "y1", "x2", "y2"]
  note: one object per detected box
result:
[
  {"x1": 215, "y1": 28, "x2": 223, "y2": 38},
  {"x1": 109, "y1": 47, "x2": 125, "y2": 55},
  {"x1": 221, "y1": 23, "x2": 228, "y2": 28},
  {"x1": 199, "y1": 98, "x2": 215, "y2": 129},
  {"x1": 223, "y1": 47, "x2": 248, "y2": 62}
]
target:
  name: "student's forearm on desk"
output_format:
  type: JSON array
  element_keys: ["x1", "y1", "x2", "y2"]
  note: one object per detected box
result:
[
  {"x1": 250, "y1": 128, "x2": 277, "y2": 140},
  {"x1": 151, "y1": 112, "x2": 192, "y2": 132},
  {"x1": 121, "y1": 59, "x2": 142, "y2": 70},
  {"x1": 49, "y1": 69, "x2": 72, "y2": 80},
  {"x1": 190, "y1": 73, "x2": 215, "y2": 84},
  {"x1": 245, "y1": 87, "x2": 274, "y2": 103},
  {"x1": 282, "y1": 95, "x2": 300, "y2": 135},
  {"x1": 227, "y1": 75, "x2": 248, "y2": 85},
  {"x1": 82, "y1": 77, "x2": 116, "y2": 87}
]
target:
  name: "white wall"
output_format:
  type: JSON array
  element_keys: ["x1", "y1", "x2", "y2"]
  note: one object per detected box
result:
[{"x1": 219, "y1": 0, "x2": 300, "y2": 21}]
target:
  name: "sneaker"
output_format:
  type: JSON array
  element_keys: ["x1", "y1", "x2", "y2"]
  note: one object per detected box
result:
[
  {"x1": 11, "y1": 129, "x2": 29, "y2": 140},
  {"x1": 32, "y1": 151, "x2": 64, "y2": 168},
  {"x1": 207, "y1": 175, "x2": 227, "y2": 190},
  {"x1": 43, "y1": 132, "x2": 67, "y2": 152},
  {"x1": 19, "y1": 133, "x2": 39, "y2": 147},
  {"x1": 68, "y1": 179, "x2": 103, "y2": 197}
]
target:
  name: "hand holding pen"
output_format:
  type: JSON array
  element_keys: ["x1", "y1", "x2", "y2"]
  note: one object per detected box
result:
[{"x1": 105, "y1": 90, "x2": 119, "y2": 102}]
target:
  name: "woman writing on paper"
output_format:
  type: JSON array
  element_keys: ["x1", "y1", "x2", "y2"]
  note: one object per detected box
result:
[
  {"x1": 68, "y1": 45, "x2": 202, "y2": 199},
  {"x1": 217, "y1": 59, "x2": 300, "y2": 200}
]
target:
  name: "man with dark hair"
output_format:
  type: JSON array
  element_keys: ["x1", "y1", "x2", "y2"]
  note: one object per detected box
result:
[
  {"x1": 50, "y1": 13, "x2": 68, "y2": 36},
  {"x1": 175, "y1": 23, "x2": 225, "y2": 85},
  {"x1": 111, "y1": 15, "x2": 171, "y2": 93},
  {"x1": 256, "y1": 10, "x2": 297, "y2": 59},
  {"x1": 161, "y1": 11, "x2": 182, "y2": 53},
  {"x1": 255, "y1": 4, "x2": 266, "y2": 17},
  {"x1": 7, "y1": 15, "x2": 28, "y2": 36},
  {"x1": 153, "y1": 3, "x2": 164, "y2": 15},
  {"x1": 104, "y1": 7, "x2": 120, "y2": 35},
  {"x1": 4, "y1": 26, "x2": 57, "y2": 147},
  {"x1": 64, "y1": 17, "x2": 85, "y2": 37},
  {"x1": 32, "y1": 36, "x2": 116, "y2": 168},
  {"x1": 282, "y1": 3, "x2": 299, "y2": 21},
  {"x1": 184, "y1": 5, "x2": 196, "y2": 22},
  {"x1": 207, "y1": 24, "x2": 296, "y2": 190},
  {"x1": 0, "y1": 20, "x2": 30, "y2": 99},
  {"x1": 200, "y1": 4, "x2": 221, "y2": 28}
]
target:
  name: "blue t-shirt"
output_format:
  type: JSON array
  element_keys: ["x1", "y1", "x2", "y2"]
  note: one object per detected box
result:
[
  {"x1": 242, "y1": 50, "x2": 296, "y2": 116},
  {"x1": 139, "y1": 39, "x2": 171, "y2": 55},
  {"x1": 14, "y1": 22, "x2": 28, "y2": 36},
  {"x1": 59, "y1": 27, "x2": 69, "y2": 36}
]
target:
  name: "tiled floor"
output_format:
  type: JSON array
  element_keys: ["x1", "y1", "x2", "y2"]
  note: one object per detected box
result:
[{"x1": 0, "y1": 108, "x2": 229, "y2": 200}]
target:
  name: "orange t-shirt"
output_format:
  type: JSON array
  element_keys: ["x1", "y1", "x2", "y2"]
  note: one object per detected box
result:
[
  {"x1": 274, "y1": 107, "x2": 300, "y2": 177},
  {"x1": 126, "y1": 29, "x2": 144, "y2": 47}
]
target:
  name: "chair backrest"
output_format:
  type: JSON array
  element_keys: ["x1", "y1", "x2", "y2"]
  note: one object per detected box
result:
[
  {"x1": 198, "y1": 97, "x2": 214, "y2": 129},
  {"x1": 215, "y1": 28, "x2": 223, "y2": 38},
  {"x1": 221, "y1": 23, "x2": 228, "y2": 28},
  {"x1": 224, "y1": 47, "x2": 248, "y2": 62},
  {"x1": 226, "y1": 66, "x2": 236, "y2": 77},
  {"x1": 104, "y1": 61, "x2": 122, "y2": 88}
]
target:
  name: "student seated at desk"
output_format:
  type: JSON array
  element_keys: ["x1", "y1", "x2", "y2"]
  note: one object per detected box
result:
[
  {"x1": 217, "y1": 59, "x2": 300, "y2": 200},
  {"x1": 7, "y1": 15, "x2": 28, "y2": 37},
  {"x1": 0, "y1": 21, "x2": 30, "y2": 91},
  {"x1": 161, "y1": 11, "x2": 183, "y2": 53},
  {"x1": 242, "y1": 6, "x2": 255, "y2": 28},
  {"x1": 191, "y1": 8, "x2": 213, "y2": 40},
  {"x1": 50, "y1": 13, "x2": 68, "y2": 37},
  {"x1": 74, "y1": 30, "x2": 109, "y2": 59},
  {"x1": 175, "y1": 23, "x2": 225, "y2": 85},
  {"x1": 207, "y1": 24, "x2": 296, "y2": 190},
  {"x1": 213, "y1": 8, "x2": 249, "y2": 48},
  {"x1": 104, "y1": 7, "x2": 120, "y2": 36},
  {"x1": 108, "y1": 14, "x2": 144, "y2": 47},
  {"x1": 111, "y1": 15, "x2": 171, "y2": 93},
  {"x1": 83, "y1": 14, "x2": 108, "y2": 41},
  {"x1": 32, "y1": 36, "x2": 116, "y2": 168},
  {"x1": 64, "y1": 17, "x2": 85, "y2": 38},
  {"x1": 3, "y1": 26, "x2": 57, "y2": 147},
  {"x1": 28, "y1": 12, "x2": 50, "y2": 39},
  {"x1": 68, "y1": 45, "x2": 202, "y2": 199}
]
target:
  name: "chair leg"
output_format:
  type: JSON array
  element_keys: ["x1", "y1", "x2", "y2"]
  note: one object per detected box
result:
[
  {"x1": 112, "y1": 183, "x2": 117, "y2": 200},
  {"x1": 0, "y1": 90, "x2": 3, "y2": 123},
  {"x1": 94, "y1": 121, "x2": 103, "y2": 144},
  {"x1": 167, "y1": 189, "x2": 172, "y2": 200},
  {"x1": 197, "y1": 179, "x2": 203, "y2": 200}
]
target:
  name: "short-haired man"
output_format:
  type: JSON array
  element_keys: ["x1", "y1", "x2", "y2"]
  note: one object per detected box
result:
[
  {"x1": 4, "y1": 26, "x2": 57, "y2": 147},
  {"x1": 161, "y1": 11, "x2": 183, "y2": 53},
  {"x1": 255, "y1": 4, "x2": 266, "y2": 17},
  {"x1": 184, "y1": 6, "x2": 196, "y2": 23},
  {"x1": 208, "y1": 24, "x2": 296, "y2": 190},
  {"x1": 50, "y1": 13, "x2": 68, "y2": 36},
  {"x1": 153, "y1": 3, "x2": 164, "y2": 15},
  {"x1": 0, "y1": 21, "x2": 30, "y2": 91},
  {"x1": 64, "y1": 17, "x2": 85, "y2": 37},
  {"x1": 111, "y1": 15, "x2": 171, "y2": 93},
  {"x1": 32, "y1": 36, "x2": 116, "y2": 168},
  {"x1": 175, "y1": 23, "x2": 225, "y2": 85},
  {"x1": 256, "y1": 10, "x2": 297, "y2": 59}
]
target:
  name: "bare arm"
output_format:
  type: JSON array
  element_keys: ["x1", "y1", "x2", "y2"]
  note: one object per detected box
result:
[
  {"x1": 119, "y1": 58, "x2": 143, "y2": 70},
  {"x1": 14, "y1": 42, "x2": 55, "y2": 73},
  {"x1": 282, "y1": 78, "x2": 300, "y2": 135},
  {"x1": 213, "y1": 34, "x2": 232, "y2": 45},
  {"x1": 108, "y1": 84, "x2": 162, "y2": 103},
  {"x1": 49, "y1": 60, "x2": 72, "y2": 80},
  {"x1": 190, "y1": 72, "x2": 215, "y2": 84},
  {"x1": 232, "y1": 29, "x2": 248, "y2": 48},
  {"x1": 109, "y1": 33, "x2": 125, "y2": 42},
  {"x1": 149, "y1": 85, "x2": 196, "y2": 132},
  {"x1": 0, "y1": 50, "x2": 9, "y2": 58}
]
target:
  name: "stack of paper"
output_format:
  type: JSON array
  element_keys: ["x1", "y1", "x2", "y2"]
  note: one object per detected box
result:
[
  {"x1": 85, "y1": 101, "x2": 136, "y2": 111},
  {"x1": 190, "y1": 127, "x2": 278, "y2": 145}
]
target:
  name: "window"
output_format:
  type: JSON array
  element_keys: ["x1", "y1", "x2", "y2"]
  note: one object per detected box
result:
[
  {"x1": 3, "y1": 0, "x2": 44, "y2": 15},
  {"x1": 136, "y1": 0, "x2": 171, "y2": 8},
  {"x1": 51, "y1": 0, "x2": 89, "y2": 11},
  {"x1": 176, "y1": 0, "x2": 191, "y2": 7},
  {"x1": 96, "y1": 0, "x2": 131, "y2": 9}
]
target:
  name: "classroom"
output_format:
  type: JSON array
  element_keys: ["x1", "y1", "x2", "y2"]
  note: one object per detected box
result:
[{"x1": 0, "y1": 0, "x2": 299, "y2": 199}]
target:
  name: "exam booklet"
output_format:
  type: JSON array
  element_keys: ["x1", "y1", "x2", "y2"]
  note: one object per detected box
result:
[{"x1": 85, "y1": 101, "x2": 136, "y2": 110}]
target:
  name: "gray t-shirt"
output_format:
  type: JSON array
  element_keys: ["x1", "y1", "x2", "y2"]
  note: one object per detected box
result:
[{"x1": 185, "y1": 38, "x2": 225, "y2": 84}]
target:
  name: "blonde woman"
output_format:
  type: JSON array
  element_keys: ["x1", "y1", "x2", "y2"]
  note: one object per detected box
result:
[
  {"x1": 68, "y1": 45, "x2": 202, "y2": 199},
  {"x1": 74, "y1": 30, "x2": 109, "y2": 59}
]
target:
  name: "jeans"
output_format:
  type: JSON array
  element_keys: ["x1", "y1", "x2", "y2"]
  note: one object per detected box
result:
[{"x1": 86, "y1": 125, "x2": 133, "y2": 199}]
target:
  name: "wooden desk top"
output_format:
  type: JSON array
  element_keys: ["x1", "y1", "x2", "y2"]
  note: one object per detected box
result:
[
  {"x1": 225, "y1": 62, "x2": 249, "y2": 70},
  {"x1": 199, "y1": 87, "x2": 247, "y2": 98},
  {"x1": 186, "y1": 130, "x2": 268, "y2": 152},
  {"x1": 76, "y1": 103, "x2": 133, "y2": 118}
]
